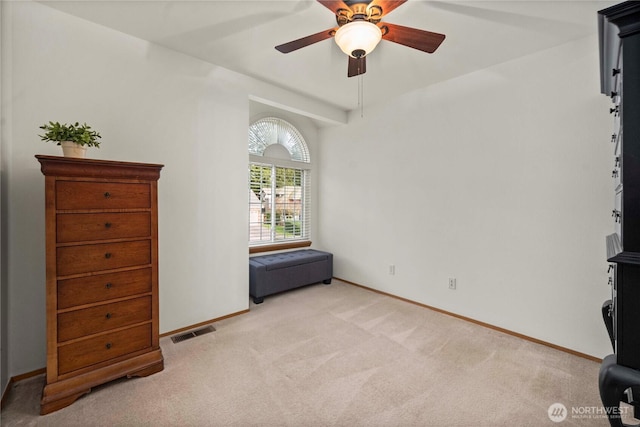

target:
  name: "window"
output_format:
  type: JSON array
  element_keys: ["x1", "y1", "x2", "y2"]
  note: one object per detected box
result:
[{"x1": 248, "y1": 118, "x2": 311, "y2": 250}]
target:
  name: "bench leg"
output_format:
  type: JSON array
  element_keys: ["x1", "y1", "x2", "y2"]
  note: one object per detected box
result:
[
  {"x1": 252, "y1": 296, "x2": 264, "y2": 304},
  {"x1": 323, "y1": 279, "x2": 332, "y2": 285}
]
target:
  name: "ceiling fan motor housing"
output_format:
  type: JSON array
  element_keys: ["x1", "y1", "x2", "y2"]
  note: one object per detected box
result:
[{"x1": 336, "y1": 2, "x2": 383, "y2": 26}]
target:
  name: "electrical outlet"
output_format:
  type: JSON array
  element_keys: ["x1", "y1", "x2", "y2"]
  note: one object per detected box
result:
[
  {"x1": 448, "y1": 278, "x2": 456, "y2": 290},
  {"x1": 389, "y1": 265, "x2": 395, "y2": 275}
]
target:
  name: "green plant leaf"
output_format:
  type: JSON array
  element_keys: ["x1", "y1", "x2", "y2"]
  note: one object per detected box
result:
[{"x1": 39, "y1": 121, "x2": 102, "y2": 147}]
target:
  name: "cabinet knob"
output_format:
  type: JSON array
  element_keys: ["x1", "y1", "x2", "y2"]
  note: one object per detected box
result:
[
  {"x1": 104, "y1": 222, "x2": 112, "y2": 229},
  {"x1": 611, "y1": 91, "x2": 618, "y2": 98},
  {"x1": 613, "y1": 68, "x2": 621, "y2": 76},
  {"x1": 610, "y1": 106, "x2": 619, "y2": 115},
  {"x1": 612, "y1": 134, "x2": 617, "y2": 143},
  {"x1": 615, "y1": 157, "x2": 620, "y2": 167},
  {"x1": 105, "y1": 343, "x2": 112, "y2": 350},
  {"x1": 105, "y1": 282, "x2": 113, "y2": 289},
  {"x1": 612, "y1": 169, "x2": 619, "y2": 178},
  {"x1": 105, "y1": 253, "x2": 112, "y2": 259},
  {"x1": 104, "y1": 192, "x2": 111, "y2": 198},
  {"x1": 105, "y1": 313, "x2": 112, "y2": 319}
]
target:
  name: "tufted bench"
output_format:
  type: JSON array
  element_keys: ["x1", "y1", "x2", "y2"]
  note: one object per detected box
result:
[{"x1": 249, "y1": 249, "x2": 333, "y2": 304}]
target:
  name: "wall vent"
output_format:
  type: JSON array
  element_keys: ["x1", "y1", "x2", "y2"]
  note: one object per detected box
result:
[{"x1": 170, "y1": 325, "x2": 216, "y2": 344}]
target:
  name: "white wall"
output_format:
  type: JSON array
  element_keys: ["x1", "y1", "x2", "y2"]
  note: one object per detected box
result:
[
  {"x1": 0, "y1": 0, "x2": 7, "y2": 394},
  {"x1": 0, "y1": 0, "x2": 339, "y2": 388},
  {"x1": 2, "y1": 0, "x2": 247, "y2": 379},
  {"x1": 317, "y1": 35, "x2": 614, "y2": 358}
]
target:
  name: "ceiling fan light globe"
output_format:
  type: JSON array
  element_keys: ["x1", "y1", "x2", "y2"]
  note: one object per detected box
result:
[{"x1": 334, "y1": 21, "x2": 382, "y2": 58}]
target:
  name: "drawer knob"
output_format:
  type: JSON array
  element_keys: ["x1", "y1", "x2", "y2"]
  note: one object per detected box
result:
[
  {"x1": 105, "y1": 282, "x2": 112, "y2": 289},
  {"x1": 104, "y1": 192, "x2": 111, "y2": 198},
  {"x1": 105, "y1": 343, "x2": 112, "y2": 350},
  {"x1": 105, "y1": 253, "x2": 112, "y2": 259},
  {"x1": 105, "y1": 313, "x2": 112, "y2": 319},
  {"x1": 105, "y1": 222, "x2": 112, "y2": 229}
]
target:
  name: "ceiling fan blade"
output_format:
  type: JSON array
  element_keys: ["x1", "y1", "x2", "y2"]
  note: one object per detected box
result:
[
  {"x1": 381, "y1": 22, "x2": 445, "y2": 53},
  {"x1": 275, "y1": 28, "x2": 337, "y2": 53},
  {"x1": 348, "y1": 55, "x2": 366, "y2": 77},
  {"x1": 369, "y1": 0, "x2": 407, "y2": 17},
  {"x1": 316, "y1": 0, "x2": 351, "y2": 14}
]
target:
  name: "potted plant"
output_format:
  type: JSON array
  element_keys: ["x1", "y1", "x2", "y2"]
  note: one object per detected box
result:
[{"x1": 39, "y1": 121, "x2": 102, "y2": 158}]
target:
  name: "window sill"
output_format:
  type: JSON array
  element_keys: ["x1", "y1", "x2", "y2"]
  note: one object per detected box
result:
[{"x1": 249, "y1": 240, "x2": 311, "y2": 254}]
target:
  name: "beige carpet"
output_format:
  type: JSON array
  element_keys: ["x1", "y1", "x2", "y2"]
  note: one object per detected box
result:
[{"x1": 0, "y1": 280, "x2": 626, "y2": 426}]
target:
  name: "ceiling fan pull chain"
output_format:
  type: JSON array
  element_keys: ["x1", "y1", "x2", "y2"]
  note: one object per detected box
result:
[{"x1": 359, "y1": 74, "x2": 364, "y2": 118}]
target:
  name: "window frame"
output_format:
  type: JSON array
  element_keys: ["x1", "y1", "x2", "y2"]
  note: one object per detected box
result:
[{"x1": 248, "y1": 118, "x2": 312, "y2": 253}]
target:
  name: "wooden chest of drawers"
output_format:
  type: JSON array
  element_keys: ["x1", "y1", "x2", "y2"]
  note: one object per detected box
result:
[{"x1": 36, "y1": 155, "x2": 164, "y2": 415}]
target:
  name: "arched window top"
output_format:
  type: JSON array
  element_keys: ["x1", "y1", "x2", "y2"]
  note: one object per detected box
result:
[{"x1": 249, "y1": 117, "x2": 310, "y2": 163}]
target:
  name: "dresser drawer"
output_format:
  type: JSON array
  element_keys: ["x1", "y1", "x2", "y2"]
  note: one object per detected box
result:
[
  {"x1": 58, "y1": 296, "x2": 151, "y2": 342},
  {"x1": 58, "y1": 268, "x2": 152, "y2": 309},
  {"x1": 58, "y1": 324, "x2": 152, "y2": 375},
  {"x1": 57, "y1": 240, "x2": 151, "y2": 276},
  {"x1": 56, "y1": 181, "x2": 150, "y2": 210},
  {"x1": 57, "y1": 212, "x2": 151, "y2": 243}
]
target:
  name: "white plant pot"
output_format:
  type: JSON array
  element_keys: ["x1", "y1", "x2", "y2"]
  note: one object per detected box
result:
[{"x1": 60, "y1": 141, "x2": 87, "y2": 158}]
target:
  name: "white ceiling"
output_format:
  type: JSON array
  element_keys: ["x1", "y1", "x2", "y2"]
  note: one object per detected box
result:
[{"x1": 39, "y1": 0, "x2": 618, "y2": 112}]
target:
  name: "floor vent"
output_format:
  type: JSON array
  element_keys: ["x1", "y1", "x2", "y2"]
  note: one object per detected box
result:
[{"x1": 170, "y1": 325, "x2": 216, "y2": 344}]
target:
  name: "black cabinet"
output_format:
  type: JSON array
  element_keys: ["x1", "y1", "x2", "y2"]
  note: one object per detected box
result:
[{"x1": 598, "y1": 3, "x2": 640, "y2": 426}]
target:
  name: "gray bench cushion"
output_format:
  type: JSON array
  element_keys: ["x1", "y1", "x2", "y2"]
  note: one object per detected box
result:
[{"x1": 250, "y1": 250, "x2": 331, "y2": 271}]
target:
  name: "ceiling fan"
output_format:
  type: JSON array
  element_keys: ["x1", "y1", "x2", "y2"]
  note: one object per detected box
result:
[{"x1": 275, "y1": 0, "x2": 446, "y2": 78}]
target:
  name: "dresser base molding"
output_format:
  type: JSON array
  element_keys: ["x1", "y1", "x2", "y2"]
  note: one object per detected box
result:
[{"x1": 40, "y1": 349, "x2": 163, "y2": 415}]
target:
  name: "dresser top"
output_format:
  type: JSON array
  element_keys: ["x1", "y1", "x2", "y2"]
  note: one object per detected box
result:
[{"x1": 36, "y1": 155, "x2": 164, "y2": 181}]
